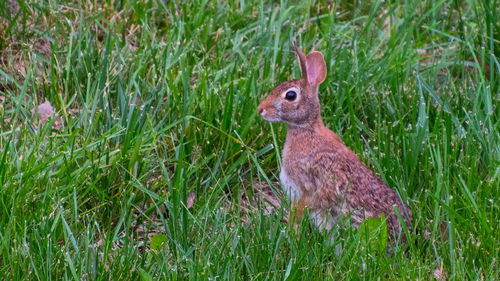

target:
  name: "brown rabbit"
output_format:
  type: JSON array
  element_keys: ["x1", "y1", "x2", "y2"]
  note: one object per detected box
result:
[{"x1": 258, "y1": 40, "x2": 412, "y2": 239}]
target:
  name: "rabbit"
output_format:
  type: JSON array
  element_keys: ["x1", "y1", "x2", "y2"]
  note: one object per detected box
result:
[{"x1": 258, "y1": 40, "x2": 412, "y2": 239}]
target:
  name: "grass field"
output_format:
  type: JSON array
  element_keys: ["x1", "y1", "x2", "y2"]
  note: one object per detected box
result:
[{"x1": 1, "y1": 0, "x2": 499, "y2": 280}]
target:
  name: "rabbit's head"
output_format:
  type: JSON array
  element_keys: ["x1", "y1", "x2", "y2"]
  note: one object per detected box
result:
[{"x1": 258, "y1": 40, "x2": 327, "y2": 127}]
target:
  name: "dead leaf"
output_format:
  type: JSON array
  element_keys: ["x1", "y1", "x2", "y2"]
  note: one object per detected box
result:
[
  {"x1": 433, "y1": 260, "x2": 447, "y2": 280},
  {"x1": 31, "y1": 100, "x2": 55, "y2": 126},
  {"x1": 30, "y1": 100, "x2": 63, "y2": 130},
  {"x1": 187, "y1": 192, "x2": 195, "y2": 209}
]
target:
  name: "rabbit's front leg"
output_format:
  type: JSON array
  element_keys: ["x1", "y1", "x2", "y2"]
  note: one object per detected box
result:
[{"x1": 288, "y1": 198, "x2": 306, "y2": 238}]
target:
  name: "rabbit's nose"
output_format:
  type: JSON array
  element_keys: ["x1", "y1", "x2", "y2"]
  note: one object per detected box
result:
[{"x1": 258, "y1": 108, "x2": 264, "y2": 115}]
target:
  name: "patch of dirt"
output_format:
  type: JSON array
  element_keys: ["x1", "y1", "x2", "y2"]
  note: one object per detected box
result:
[
  {"x1": 1, "y1": 0, "x2": 52, "y2": 90},
  {"x1": 127, "y1": 179, "x2": 283, "y2": 254}
]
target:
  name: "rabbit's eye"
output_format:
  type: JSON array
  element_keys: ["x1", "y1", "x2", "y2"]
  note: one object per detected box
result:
[{"x1": 285, "y1": 91, "x2": 297, "y2": 101}]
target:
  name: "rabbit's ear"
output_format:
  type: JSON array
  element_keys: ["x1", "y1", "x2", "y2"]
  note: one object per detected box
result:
[
  {"x1": 293, "y1": 40, "x2": 308, "y2": 79},
  {"x1": 305, "y1": 52, "x2": 327, "y2": 87}
]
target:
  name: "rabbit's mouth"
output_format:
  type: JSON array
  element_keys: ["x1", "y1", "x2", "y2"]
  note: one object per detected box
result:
[{"x1": 259, "y1": 109, "x2": 281, "y2": 122}]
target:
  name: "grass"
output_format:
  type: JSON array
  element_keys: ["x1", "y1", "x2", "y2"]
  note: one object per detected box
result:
[{"x1": 0, "y1": 0, "x2": 499, "y2": 279}]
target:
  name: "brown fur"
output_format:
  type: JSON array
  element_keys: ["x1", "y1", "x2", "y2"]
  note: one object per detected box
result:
[{"x1": 258, "y1": 40, "x2": 412, "y2": 239}]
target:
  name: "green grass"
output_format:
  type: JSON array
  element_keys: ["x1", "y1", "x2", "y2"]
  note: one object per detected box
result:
[{"x1": 0, "y1": 0, "x2": 499, "y2": 279}]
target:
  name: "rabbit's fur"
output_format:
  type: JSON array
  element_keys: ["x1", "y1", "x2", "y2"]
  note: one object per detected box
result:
[{"x1": 258, "y1": 40, "x2": 412, "y2": 239}]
